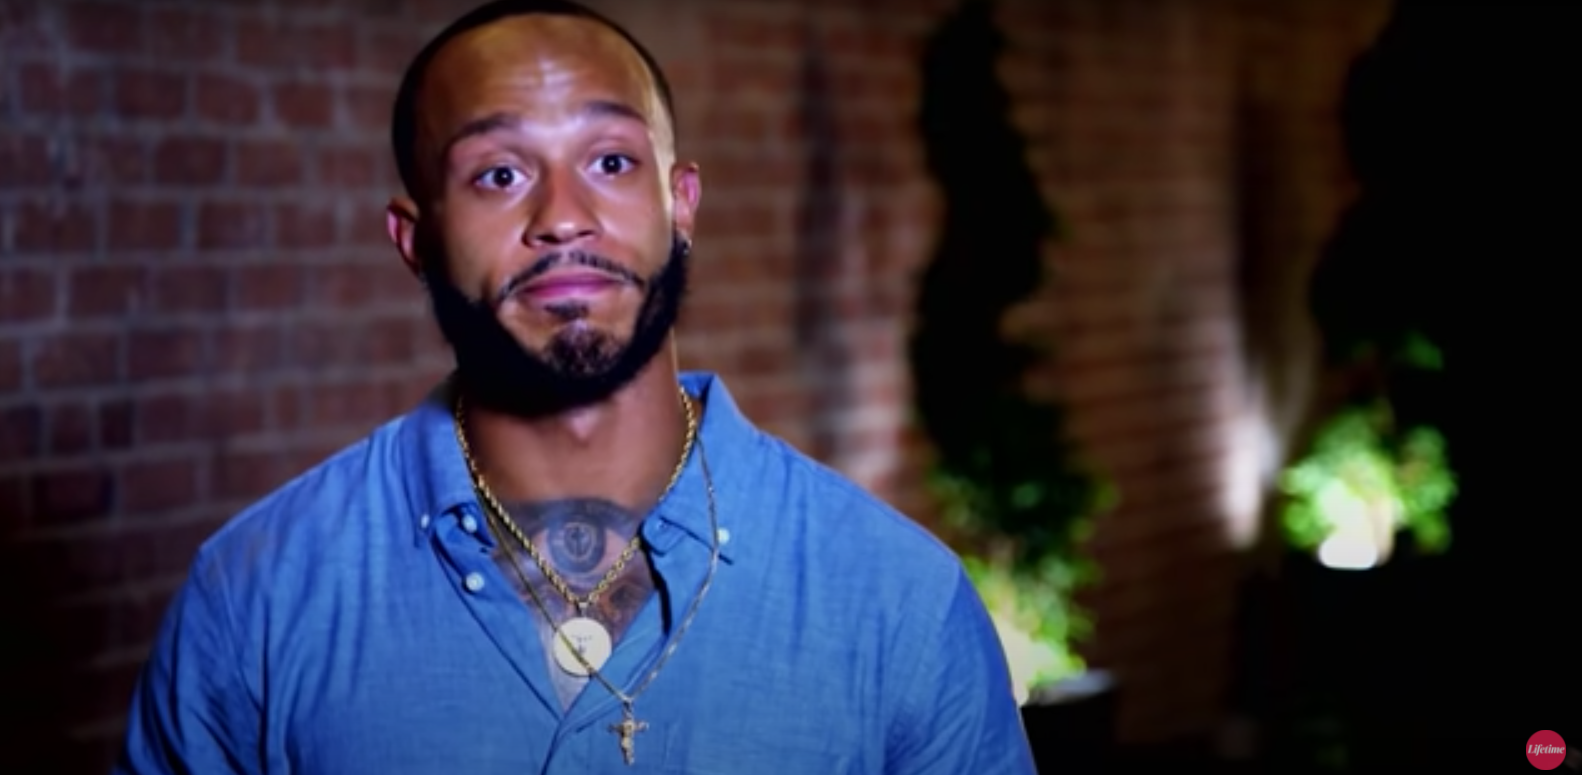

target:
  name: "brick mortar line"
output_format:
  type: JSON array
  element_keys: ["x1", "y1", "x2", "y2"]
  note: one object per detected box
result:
[
  {"x1": 0, "y1": 358, "x2": 451, "y2": 409},
  {"x1": 0, "y1": 187, "x2": 394, "y2": 201},
  {"x1": 82, "y1": 643, "x2": 161, "y2": 671},
  {"x1": 11, "y1": 499, "x2": 236, "y2": 542},
  {"x1": 64, "y1": 716, "x2": 126, "y2": 743},
  {"x1": 0, "y1": 188, "x2": 397, "y2": 202},
  {"x1": 2, "y1": 425, "x2": 374, "y2": 479},
  {"x1": 46, "y1": 573, "x2": 185, "y2": 608},
  {"x1": 0, "y1": 108, "x2": 394, "y2": 139},
  {"x1": 26, "y1": 300, "x2": 433, "y2": 323},
  {"x1": 0, "y1": 255, "x2": 412, "y2": 273},
  {"x1": 0, "y1": 306, "x2": 440, "y2": 342}
]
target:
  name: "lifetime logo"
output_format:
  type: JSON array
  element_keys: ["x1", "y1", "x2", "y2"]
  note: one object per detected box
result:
[{"x1": 1526, "y1": 730, "x2": 1568, "y2": 770}]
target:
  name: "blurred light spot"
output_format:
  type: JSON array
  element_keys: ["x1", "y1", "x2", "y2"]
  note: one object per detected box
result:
[
  {"x1": 1221, "y1": 379, "x2": 1279, "y2": 549},
  {"x1": 1318, "y1": 533, "x2": 1380, "y2": 570}
]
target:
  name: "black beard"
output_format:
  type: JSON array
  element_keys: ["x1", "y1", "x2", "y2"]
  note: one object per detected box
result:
[{"x1": 421, "y1": 233, "x2": 690, "y2": 418}]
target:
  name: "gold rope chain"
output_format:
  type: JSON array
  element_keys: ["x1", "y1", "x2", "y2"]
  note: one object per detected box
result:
[{"x1": 453, "y1": 386, "x2": 698, "y2": 613}]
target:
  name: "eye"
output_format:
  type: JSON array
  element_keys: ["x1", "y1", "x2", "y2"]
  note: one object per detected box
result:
[
  {"x1": 592, "y1": 154, "x2": 636, "y2": 176},
  {"x1": 475, "y1": 165, "x2": 524, "y2": 190}
]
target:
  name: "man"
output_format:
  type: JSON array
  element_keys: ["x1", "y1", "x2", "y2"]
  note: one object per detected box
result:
[{"x1": 115, "y1": 1, "x2": 1036, "y2": 773}]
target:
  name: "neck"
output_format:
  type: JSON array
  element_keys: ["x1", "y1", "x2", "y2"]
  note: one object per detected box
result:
[{"x1": 461, "y1": 349, "x2": 688, "y2": 514}]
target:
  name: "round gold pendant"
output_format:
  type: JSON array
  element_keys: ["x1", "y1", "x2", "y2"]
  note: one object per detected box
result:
[{"x1": 552, "y1": 617, "x2": 613, "y2": 677}]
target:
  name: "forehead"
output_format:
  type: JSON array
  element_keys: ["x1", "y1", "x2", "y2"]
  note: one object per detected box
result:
[{"x1": 418, "y1": 14, "x2": 664, "y2": 137}]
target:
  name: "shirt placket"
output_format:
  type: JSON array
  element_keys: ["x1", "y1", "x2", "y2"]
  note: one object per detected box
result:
[
  {"x1": 429, "y1": 504, "x2": 563, "y2": 728},
  {"x1": 544, "y1": 515, "x2": 711, "y2": 772}
]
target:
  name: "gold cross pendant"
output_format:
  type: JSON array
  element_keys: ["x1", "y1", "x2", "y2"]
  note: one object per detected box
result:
[{"x1": 609, "y1": 703, "x2": 648, "y2": 766}]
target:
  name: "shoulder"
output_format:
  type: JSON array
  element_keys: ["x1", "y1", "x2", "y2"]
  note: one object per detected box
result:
[
  {"x1": 748, "y1": 431, "x2": 971, "y2": 614},
  {"x1": 190, "y1": 413, "x2": 414, "y2": 589},
  {"x1": 689, "y1": 372, "x2": 966, "y2": 595},
  {"x1": 742, "y1": 433, "x2": 1008, "y2": 694}
]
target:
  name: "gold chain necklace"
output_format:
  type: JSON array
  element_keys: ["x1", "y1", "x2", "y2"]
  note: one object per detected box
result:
[
  {"x1": 454, "y1": 386, "x2": 722, "y2": 766},
  {"x1": 455, "y1": 387, "x2": 697, "y2": 617}
]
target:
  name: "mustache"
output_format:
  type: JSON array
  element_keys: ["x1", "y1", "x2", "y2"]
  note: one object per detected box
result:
[{"x1": 494, "y1": 251, "x2": 645, "y2": 306}]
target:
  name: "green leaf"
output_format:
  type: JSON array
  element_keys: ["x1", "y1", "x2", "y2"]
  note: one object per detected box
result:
[{"x1": 1277, "y1": 399, "x2": 1455, "y2": 559}]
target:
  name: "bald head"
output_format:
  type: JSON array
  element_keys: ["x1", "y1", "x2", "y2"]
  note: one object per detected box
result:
[{"x1": 390, "y1": 0, "x2": 678, "y2": 200}]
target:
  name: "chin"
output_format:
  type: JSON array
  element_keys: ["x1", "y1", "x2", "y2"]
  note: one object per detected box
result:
[
  {"x1": 513, "y1": 315, "x2": 629, "y2": 345},
  {"x1": 509, "y1": 317, "x2": 630, "y2": 361}
]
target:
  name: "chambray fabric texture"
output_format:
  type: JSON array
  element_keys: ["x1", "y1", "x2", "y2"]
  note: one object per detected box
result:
[{"x1": 115, "y1": 372, "x2": 1036, "y2": 775}]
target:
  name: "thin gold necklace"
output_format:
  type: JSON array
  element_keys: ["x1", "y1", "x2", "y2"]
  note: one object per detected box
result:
[{"x1": 456, "y1": 387, "x2": 722, "y2": 767}]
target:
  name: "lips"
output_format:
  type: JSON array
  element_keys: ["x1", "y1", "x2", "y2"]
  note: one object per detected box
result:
[{"x1": 515, "y1": 270, "x2": 624, "y2": 301}]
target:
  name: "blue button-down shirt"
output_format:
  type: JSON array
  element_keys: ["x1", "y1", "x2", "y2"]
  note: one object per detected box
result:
[{"x1": 116, "y1": 372, "x2": 1036, "y2": 774}]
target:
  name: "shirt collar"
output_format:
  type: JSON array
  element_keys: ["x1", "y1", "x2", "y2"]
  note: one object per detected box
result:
[
  {"x1": 643, "y1": 371, "x2": 754, "y2": 564},
  {"x1": 399, "y1": 373, "x2": 476, "y2": 543},
  {"x1": 398, "y1": 371, "x2": 755, "y2": 563}
]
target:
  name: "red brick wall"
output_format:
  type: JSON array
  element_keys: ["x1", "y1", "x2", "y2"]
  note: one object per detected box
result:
[
  {"x1": 0, "y1": 0, "x2": 1387, "y2": 767},
  {"x1": 993, "y1": 0, "x2": 1391, "y2": 742}
]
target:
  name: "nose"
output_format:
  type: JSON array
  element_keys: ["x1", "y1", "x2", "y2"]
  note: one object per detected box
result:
[{"x1": 524, "y1": 170, "x2": 598, "y2": 249}]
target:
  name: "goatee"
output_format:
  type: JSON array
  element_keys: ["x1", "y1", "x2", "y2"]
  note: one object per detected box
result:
[{"x1": 421, "y1": 233, "x2": 690, "y2": 418}]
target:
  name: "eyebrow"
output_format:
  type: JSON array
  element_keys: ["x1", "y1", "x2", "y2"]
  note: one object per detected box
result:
[
  {"x1": 578, "y1": 98, "x2": 649, "y2": 126},
  {"x1": 440, "y1": 100, "x2": 651, "y2": 159}
]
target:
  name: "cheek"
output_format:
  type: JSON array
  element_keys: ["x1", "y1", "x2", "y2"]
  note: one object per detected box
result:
[
  {"x1": 620, "y1": 222, "x2": 675, "y2": 279},
  {"x1": 599, "y1": 186, "x2": 673, "y2": 263},
  {"x1": 439, "y1": 212, "x2": 523, "y2": 297}
]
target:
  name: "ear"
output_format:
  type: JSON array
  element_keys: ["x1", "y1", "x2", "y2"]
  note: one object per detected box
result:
[
  {"x1": 669, "y1": 161, "x2": 702, "y2": 243},
  {"x1": 386, "y1": 195, "x2": 424, "y2": 278}
]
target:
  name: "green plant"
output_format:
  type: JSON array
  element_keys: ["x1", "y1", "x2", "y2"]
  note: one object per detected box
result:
[
  {"x1": 911, "y1": 0, "x2": 1112, "y2": 696},
  {"x1": 929, "y1": 464, "x2": 1108, "y2": 694},
  {"x1": 1278, "y1": 330, "x2": 1454, "y2": 564},
  {"x1": 1279, "y1": 399, "x2": 1454, "y2": 557}
]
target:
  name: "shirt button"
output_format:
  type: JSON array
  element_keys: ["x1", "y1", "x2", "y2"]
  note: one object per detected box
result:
[
  {"x1": 464, "y1": 572, "x2": 485, "y2": 593},
  {"x1": 419, "y1": 514, "x2": 431, "y2": 529},
  {"x1": 461, "y1": 514, "x2": 479, "y2": 533},
  {"x1": 717, "y1": 528, "x2": 731, "y2": 545}
]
